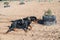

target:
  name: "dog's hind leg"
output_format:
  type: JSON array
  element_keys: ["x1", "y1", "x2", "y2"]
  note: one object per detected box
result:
[
  {"x1": 5, "y1": 29, "x2": 14, "y2": 34},
  {"x1": 5, "y1": 22, "x2": 17, "y2": 34}
]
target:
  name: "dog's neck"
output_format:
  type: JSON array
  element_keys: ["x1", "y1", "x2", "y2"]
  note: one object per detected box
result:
[
  {"x1": 22, "y1": 19, "x2": 24, "y2": 23},
  {"x1": 27, "y1": 17, "x2": 31, "y2": 21}
]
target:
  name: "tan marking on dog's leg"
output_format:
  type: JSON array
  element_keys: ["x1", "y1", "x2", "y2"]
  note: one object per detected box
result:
[
  {"x1": 34, "y1": 20, "x2": 37, "y2": 23},
  {"x1": 28, "y1": 25, "x2": 32, "y2": 30},
  {"x1": 13, "y1": 28, "x2": 18, "y2": 32},
  {"x1": 34, "y1": 19, "x2": 39, "y2": 23}
]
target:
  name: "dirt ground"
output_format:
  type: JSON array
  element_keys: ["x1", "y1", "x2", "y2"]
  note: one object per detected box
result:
[{"x1": 0, "y1": 1, "x2": 60, "y2": 40}]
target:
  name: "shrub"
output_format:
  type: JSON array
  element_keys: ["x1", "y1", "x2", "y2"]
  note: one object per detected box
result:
[
  {"x1": 20, "y1": 0, "x2": 25, "y2": 5},
  {"x1": 44, "y1": 9, "x2": 52, "y2": 16},
  {"x1": 4, "y1": 2, "x2": 10, "y2": 8},
  {"x1": 4, "y1": 2, "x2": 9, "y2": 5}
]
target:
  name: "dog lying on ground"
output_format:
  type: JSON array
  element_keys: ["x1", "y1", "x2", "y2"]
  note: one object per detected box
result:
[{"x1": 6, "y1": 16, "x2": 37, "y2": 34}]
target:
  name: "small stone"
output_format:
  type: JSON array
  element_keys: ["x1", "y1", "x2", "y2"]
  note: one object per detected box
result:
[
  {"x1": 31, "y1": 34, "x2": 34, "y2": 36},
  {"x1": 58, "y1": 37, "x2": 60, "y2": 39}
]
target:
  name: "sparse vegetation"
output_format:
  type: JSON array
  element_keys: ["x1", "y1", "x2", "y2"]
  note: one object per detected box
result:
[
  {"x1": 20, "y1": 0, "x2": 25, "y2": 5},
  {"x1": 20, "y1": 2, "x2": 25, "y2": 5},
  {"x1": 44, "y1": 9, "x2": 52, "y2": 16},
  {"x1": 4, "y1": 2, "x2": 10, "y2": 8},
  {"x1": 4, "y1": 2, "x2": 9, "y2": 5}
]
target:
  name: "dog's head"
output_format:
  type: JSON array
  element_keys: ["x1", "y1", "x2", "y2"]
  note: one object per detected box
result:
[{"x1": 30, "y1": 16, "x2": 37, "y2": 22}]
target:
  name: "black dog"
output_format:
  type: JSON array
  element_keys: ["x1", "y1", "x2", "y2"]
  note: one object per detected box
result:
[{"x1": 6, "y1": 16, "x2": 37, "y2": 34}]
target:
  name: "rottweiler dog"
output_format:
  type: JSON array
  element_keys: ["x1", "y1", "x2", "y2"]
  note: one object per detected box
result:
[{"x1": 6, "y1": 16, "x2": 37, "y2": 34}]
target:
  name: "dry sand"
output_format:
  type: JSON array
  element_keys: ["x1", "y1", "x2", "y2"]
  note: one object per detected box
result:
[{"x1": 0, "y1": 1, "x2": 60, "y2": 40}]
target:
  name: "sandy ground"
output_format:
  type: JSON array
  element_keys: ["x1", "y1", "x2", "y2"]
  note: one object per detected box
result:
[{"x1": 0, "y1": 1, "x2": 60, "y2": 40}]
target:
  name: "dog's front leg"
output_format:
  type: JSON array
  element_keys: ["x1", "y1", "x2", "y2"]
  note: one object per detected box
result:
[{"x1": 28, "y1": 25, "x2": 32, "y2": 30}]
